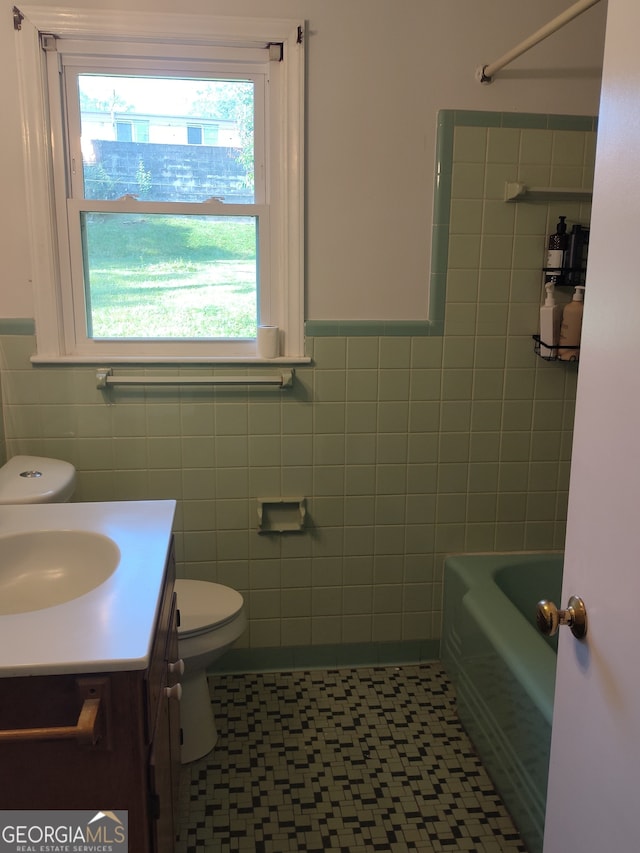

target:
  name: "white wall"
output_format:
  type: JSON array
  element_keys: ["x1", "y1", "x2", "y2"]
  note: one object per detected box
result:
[{"x1": 0, "y1": 0, "x2": 607, "y2": 321}]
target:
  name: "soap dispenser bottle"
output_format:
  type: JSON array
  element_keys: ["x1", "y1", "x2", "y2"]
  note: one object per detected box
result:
[
  {"x1": 558, "y1": 285, "x2": 585, "y2": 361},
  {"x1": 546, "y1": 216, "x2": 568, "y2": 281},
  {"x1": 539, "y1": 280, "x2": 563, "y2": 358}
]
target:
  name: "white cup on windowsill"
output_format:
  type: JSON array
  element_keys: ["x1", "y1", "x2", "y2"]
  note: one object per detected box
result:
[{"x1": 257, "y1": 325, "x2": 279, "y2": 359}]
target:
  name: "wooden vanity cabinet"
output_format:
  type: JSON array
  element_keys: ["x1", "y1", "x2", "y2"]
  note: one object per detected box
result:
[{"x1": 0, "y1": 541, "x2": 181, "y2": 853}]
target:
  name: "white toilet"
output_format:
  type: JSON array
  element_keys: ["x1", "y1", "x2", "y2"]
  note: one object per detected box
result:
[
  {"x1": 0, "y1": 455, "x2": 76, "y2": 504},
  {"x1": 174, "y1": 579, "x2": 247, "y2": 763}
]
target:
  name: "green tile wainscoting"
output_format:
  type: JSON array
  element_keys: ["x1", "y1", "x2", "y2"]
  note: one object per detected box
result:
[
  {"x1": 0, "y1": 111, "x2": 593, "y2": 672},
  {"x1": 0, "y1": 328, "x2": 576, "y2": 673}
]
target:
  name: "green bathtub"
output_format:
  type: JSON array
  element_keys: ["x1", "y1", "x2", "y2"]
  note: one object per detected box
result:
[{"x1": 441, "y1": 552, "x2": 563, "y2": 853}]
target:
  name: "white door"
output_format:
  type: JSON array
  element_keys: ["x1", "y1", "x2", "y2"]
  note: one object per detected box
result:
[{"x1": 543, "y1": 1, "x2": 640, "y2": 850}]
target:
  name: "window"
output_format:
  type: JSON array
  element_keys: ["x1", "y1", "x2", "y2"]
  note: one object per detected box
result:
[
  {"x1": 115, "y1": 121, "x2": 133, "y2": 143},
  {"x1": 187, "y1": 125, "x2": 203, "y2": 145},
  {"x1": 15, "y1": 9, "x2": 305, "y2": 362}
]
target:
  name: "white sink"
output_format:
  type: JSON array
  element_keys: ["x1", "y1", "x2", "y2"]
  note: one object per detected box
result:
[
  {"x1": 0, "y1": 529, "x2": 121, "y2": 615},
  {"x1": 0, "y1": 499, "x2": 176, "y2": 677}
]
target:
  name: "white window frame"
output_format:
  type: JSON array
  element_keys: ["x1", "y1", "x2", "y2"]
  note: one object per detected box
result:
[{"x1": 15, "y1": 7, "x2": 306, "y2": 363}]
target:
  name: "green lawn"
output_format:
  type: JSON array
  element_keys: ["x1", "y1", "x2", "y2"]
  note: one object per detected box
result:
[{"x1": 83, "y1": 213, "x2": 258, "y2": 338}]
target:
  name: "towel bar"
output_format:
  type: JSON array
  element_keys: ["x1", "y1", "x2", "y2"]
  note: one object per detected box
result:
[{"x1": 96, "y1": 367, "x2": 295, "y2": 389}]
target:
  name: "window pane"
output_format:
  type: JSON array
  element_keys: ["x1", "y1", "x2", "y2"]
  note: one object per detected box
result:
[
  {"x1": 80, "y1": 213, "x2": 258, "y2": 339},
  {"x1": 115, "y1": 121, "x2": 132, "y2": 142},
  {"x1": 187, "y1": 125, "x2": 203, "y2": 145},
  {"x1": 78, "y1": 75, "x2": 255, "y2": 203}
]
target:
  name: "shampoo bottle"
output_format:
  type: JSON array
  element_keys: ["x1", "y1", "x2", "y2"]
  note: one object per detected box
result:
[
  {"x1": 546, "y1": 216, "x2": 568, "y2": 281},
  {"x1": 539, "y1": 281, "x2": 563, "y2": 358},
  {"x1": 558, "y1": 285, "x2": 585, "y2": 361}
]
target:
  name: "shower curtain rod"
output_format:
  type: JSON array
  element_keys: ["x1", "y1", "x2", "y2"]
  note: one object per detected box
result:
[{"x1": 477, "y1": 0, "x2": 602, "y2": 84}]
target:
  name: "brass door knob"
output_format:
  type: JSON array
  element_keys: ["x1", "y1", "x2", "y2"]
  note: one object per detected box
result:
[{"x1": 536, "y1": 595, "x2": 588, "y2": 639}]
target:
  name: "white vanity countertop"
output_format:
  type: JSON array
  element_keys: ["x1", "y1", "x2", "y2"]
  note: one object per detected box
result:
[{"x1": 0, "y1": 499, "x2": 176, "y2": 677}]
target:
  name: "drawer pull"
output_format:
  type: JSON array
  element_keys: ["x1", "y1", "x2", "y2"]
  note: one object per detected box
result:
[
  {"x1": 164, "y1": 683, "x2": 182, "y2": 701},
  {"x1": 168, "y1": 659, "x2": 185, "y2": 676},
  {"x1": 0, "y1": 697, "x2": 101, "y2": 746}
]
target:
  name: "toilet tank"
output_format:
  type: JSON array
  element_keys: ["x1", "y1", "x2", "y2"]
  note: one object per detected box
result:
[{"x1": 0, "y1": 456, "x2": 76, "y2": 504}]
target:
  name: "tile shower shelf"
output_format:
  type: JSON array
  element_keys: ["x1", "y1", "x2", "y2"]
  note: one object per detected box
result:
[{"x1": 505, "y1": 182, "x2": 593, "y2": 202}]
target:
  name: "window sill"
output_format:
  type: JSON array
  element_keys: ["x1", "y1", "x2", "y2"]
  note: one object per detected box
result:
[{"x1": 30, "y1": 355, "x2": 312, "y2": 366}]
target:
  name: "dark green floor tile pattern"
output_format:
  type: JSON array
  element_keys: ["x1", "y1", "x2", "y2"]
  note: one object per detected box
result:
[{"x1": 176, "y1": 663, "x2": 528, "y2": 852}]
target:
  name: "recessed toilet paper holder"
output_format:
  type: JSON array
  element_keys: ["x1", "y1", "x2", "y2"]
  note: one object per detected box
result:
[{"x1": 257, "y1": 497, "x2": 306, "y2": 533}]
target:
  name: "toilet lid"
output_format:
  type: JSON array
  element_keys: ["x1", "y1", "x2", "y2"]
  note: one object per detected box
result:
[
  {"x1": 0, "y1": 455, "x2": 76, "y2": 504},
  {"x1": 175, "y1": 579, "x2": 244, "y2": 638}
]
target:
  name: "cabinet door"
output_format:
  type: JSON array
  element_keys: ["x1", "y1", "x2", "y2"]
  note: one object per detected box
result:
[
  {"x1": 149, "y1": 592, "x2": 181, "y2": 853},
  {"x1": 167, "y1": 596, "x2": 182, "y2": 818}
]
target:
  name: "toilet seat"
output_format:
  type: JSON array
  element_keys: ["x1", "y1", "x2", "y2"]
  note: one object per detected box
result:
[{"x1": 175, "y1": 579, "x2": 244, "y2": 639}]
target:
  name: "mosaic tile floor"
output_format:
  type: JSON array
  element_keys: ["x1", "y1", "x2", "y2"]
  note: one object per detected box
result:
[{"x1": 176, "y1": 663, "x2": 528, "y2": 852}]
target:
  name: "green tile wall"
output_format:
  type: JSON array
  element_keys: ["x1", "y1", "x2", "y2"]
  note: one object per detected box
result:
[{"x1": 0, "y1": 111, "x2": 594, "y2": 671}]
